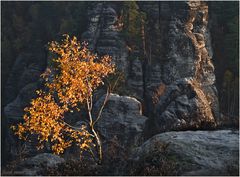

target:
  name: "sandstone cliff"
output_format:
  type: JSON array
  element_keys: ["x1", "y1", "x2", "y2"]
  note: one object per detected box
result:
[{"x1": 2, "y1": 0, "x2": 223, "y2": 165}]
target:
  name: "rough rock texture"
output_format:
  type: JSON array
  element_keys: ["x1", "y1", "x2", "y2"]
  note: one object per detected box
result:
[
  {"x1": 3, "y1": 1, "x2": 220, "y2": 141},
  {"x1": 131, "y1": 130, "x2": 239, "y2": 176},
  {"x1": 154, "y1": 78, "x2": 217, "y2": 132},
  {"x1": 92, "y1": 93, "x2": 148, "y2": 175},
  {"x1": 2, "y1": 1, "x2": 222, "y2": 166},
  {"x1": 4, "y1": 82, "x2": 39, "y2": 161},
  {"x1": 2, "y1": 44, "x2": 47, "y2": 164},
  {"x1": 4, "y1": 83, "x2": 38, "y2": 123},
  {"x1": 3, "y1": 43, "x2": 46, "y2": 107},
  {"x1": 126, "y1": 58, "x2": 144, "y2": 100},
  {"x1": 81, "y1": 1, "x2": 220, "y2": 133},
  {"x1": 2, "y1": 153, "x2": 65, "y2": 176},
  {"x1": 81, "y1": 2, "x2": 128, "y2": 73},
  {"x1": 139, "y1": 1, "x2": 219, "y2": 133},
  {"x1": 94, "y1": 94, "x2": 147, "y2": 148}
]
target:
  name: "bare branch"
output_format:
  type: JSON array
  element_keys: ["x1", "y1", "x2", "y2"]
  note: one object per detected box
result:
[
  {"x1": 88, "y1": 148, "x2": 98, "y2": 164},
  {"x1": 93, "y1": 86, "x2": 110, "y2": 126},
  {"x1": 86, "y1": 97, "x2": 93, "y2": 126},
  {"x1": 90, "y1": 93, "x2": 93, "y2": 111},
  {"x1": 111, "y1": 72, "x2": 122, "y2": 92},
  {"x1": 61, "y1": 121, "x2": 94, "y2": 137}
]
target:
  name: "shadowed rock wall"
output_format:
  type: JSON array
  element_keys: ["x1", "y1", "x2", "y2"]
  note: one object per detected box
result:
[{"x1": 2, "y1": 1, "x2": 220, "y2": 163}]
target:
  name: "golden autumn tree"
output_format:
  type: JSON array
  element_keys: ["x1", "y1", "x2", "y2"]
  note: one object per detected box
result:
[{"x1": 11, "y1": 34, "x2": 115, "y2": 163}]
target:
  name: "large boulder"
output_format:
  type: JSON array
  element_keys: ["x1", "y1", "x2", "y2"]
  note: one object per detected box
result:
[
  {"x1": 2, "y1": 153, "x2": 65, "y2": 176},
  {"x1": 154, "y1": 77, "x2": 217, "y2": 132},
  {"x1": 94, "y1": 94, "x2": 147, "y2": 149},
  {"x1": 92, "y1": 94, "x2": 147, "y2": 175},
  {"x1": 130, "y1": 130, "x2": 239, "y2": 176}
]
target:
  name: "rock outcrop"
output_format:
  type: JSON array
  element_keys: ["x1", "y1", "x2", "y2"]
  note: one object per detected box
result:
[
  {"x1": 126, "y1": 58, "x2": 144, "y2": 99},
  {"x1": 2, "y1": 153, "x2": 65, "y2": 176},
  {"x1": 81, "y1": 1, "x2": 220, "y2": 133},
  {"x1": 3, "y1": 82, "x2": 40, "y2": 162},
  {"x1": 3, "y1": 42, "x2": 46, "y2": 107},
  {"x1": 4, "y1": 83, "x2": 38, "y2": 123},
  {"x1": 131, "y1": 130, "x2": 239, "y2": 176},
  {"x1": 2, "y1": 1, "x2": 223, "y2": 166},
  {"x1": 139, "y1": 1, "x2": 219, "y2": 133},
  {"x1": 3, "y1": 47, "x2": 46, "y2": 162},
  {"x1": 94, "y1": 94, "x2": 147, "y2": 149},
  {"x1": 3, "y1": 1, "x2": 220, "y2": 139},
  {"x1": 81, "y1": 2, "x2": 128, "y2": 73}
]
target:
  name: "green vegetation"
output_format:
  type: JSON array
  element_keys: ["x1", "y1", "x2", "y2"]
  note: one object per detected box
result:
[{"x1": 121, "y1": 1, "x2": 146, "y2": 51}]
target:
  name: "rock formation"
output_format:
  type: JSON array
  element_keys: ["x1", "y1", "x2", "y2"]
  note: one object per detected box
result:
[
  {"x1": 141, "y1": 1, "x2": 219, "y2": 133},
  {"x1": 80, "y1": 1, "x2": 220, "y2": 134},
  {"x1": 5, "y1": 130, "x2": 238, "y2": 176},
  {"x1": 94, "y1": 94, "x2": 147, "y2": 149},
  {"x1": 3, "y1": 1, "x2": 220, "y2": 137},
  {"x1": 2, "y1": 1, "x2": 223, "y2": 167},
  {"x1": 131, "y1": 130, "x2": 239, "y2": 175},
  {"x1": 81, "y1": 2, "x2": 128, "y2": 73},
  {"x1": 2, "y1": 153, "x2": 65, "y2": 176},
  {"x1": 1, "y1": 2, "x2": 239, "y2": 176}
]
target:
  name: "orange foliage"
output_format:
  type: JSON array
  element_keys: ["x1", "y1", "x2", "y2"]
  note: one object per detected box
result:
[{"x1": 11, "y1": 35, "x2": 115, "y2": 156}]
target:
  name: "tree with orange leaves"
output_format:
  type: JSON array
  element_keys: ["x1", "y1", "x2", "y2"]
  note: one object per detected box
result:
[{"x1": 11, "y1": 34, "x2": 115, "y2": 163}]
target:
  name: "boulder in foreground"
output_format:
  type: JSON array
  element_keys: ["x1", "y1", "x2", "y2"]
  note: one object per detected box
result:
[{"x1": 130, "y1": 130, "x2": 239, "y2": 176}]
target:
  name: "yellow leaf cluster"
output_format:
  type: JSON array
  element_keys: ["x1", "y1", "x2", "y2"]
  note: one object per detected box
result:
[
  {"x1": 47, "y1": 34, "x2": 115, "y2": 108},
  {"x1": 12, "y1": 35, "x2": 115, "y2": 155}
]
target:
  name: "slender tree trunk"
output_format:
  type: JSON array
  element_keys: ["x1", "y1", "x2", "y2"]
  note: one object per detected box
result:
[
  {"x1": 86, "y1": 96, "x2": 103, "y2": 164},
  {"x1": 90, "y1": 125, "x2": 102, "y2": 164}
]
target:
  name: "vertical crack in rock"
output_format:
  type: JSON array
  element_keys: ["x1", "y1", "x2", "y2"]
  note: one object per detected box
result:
[{"x1": 185, "y1": 1, "x2": 215, "y2": 124}]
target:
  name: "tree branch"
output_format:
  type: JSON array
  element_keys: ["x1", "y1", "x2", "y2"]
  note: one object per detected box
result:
[
  {"x1": 61, "y1": 121, "x2": 94, "y2": 137},
  {"x1": 93, "y1": 86, "x2": 110, "y2": 126}
]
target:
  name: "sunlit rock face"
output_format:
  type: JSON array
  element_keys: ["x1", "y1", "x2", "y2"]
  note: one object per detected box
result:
[
  {"x1": 136, "y1": 1, "x2": 219, "y2": 133},
  {"x1": 150, "y1": 1, "x2": 219, "y2": 132},
  {"x1": 82, "y1": 1, "x2": 219, "y2": 133}
]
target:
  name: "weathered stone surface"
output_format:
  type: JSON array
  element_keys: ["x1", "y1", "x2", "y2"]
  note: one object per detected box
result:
[
  {"x1": 140, "y1": 1, "x2": 219, "y2": 132},
  {"x1": 131, "y1": 130, "x2": 239, "y2": 176},
  {"x1": 3, "y1": 53, "x2": 29, "y2": 105},
  {"x1": 82, "y1": 2, "x2": 128, "y2": 73},
  {"x1": 3, "y1": 43, "x2": 46, "y2": 107},
  {"x1": 2, "y1": 2, "x2": 223, "y2": 169},
  {"x1": 94, "y1": 94, "x2": 147, "y2": 148},
  {"x1": 3, "y1": 81, "x2": 41, "y2": 162},
  {"x1": 4, "y1": 83, "x2": 38, "y2": 123},
  {"x1": 3, "y1": 2, "x2": 221, "y2": 142},
  {"x1": 4, "y1": 153, "x2": 65, "y2": 176},
  {"x1": 155, "y1": 78, "x2": 216, "y2": 132},
  {"x1": 81, "y1": 2, "x2": 220, "y2": 134},
  {"x1": 126, "y1": 59, "x2": 144, "y2": 99}
]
